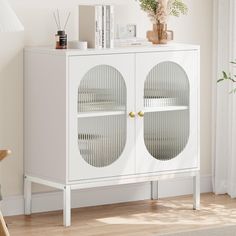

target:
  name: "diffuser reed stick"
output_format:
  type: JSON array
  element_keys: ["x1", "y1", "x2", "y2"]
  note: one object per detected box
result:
[
  {"x1": 53, "y1": 12, "x2": 59, "y2": 30},
  {"x1": 53, "y1": 10, "x2": 71, "y2": 31},
  {"x1": 57, "y1": 9, "x2": 61, "y2": 29},
  {"x1": 63, "y1": 12, "x2": 71, "y2": 31}
]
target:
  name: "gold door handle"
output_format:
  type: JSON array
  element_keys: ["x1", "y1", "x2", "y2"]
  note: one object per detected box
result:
[
  {"x1": 138, "y1": 111, "x2": 145, "y2": 117},
  {"x1": 129, "y1": 112, "x2": 136, "y2": 118}
]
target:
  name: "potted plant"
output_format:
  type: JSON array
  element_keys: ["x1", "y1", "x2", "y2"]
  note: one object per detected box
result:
[
  {"x1": 137, "y1": 0, "x2": 188, "y2": 44},
  {"x1": 217, "y1": 61, "x2": 236, "y2": 93}
]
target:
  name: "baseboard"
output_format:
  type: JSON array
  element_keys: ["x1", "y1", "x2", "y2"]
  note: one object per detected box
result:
[
  {"x1": 158, "y1": 175, "x2": 212, "y2": 198},
  {"x1": 1, "y1": 175, "x2": 212, "y2": 216}
]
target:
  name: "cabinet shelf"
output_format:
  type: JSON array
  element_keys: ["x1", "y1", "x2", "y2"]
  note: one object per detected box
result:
[
  {"x1": 77, "y1": 110, "x2": 126, "y2": 118},
  {"x1": 144, "y1": 106, "x2": 188, "y2": 113}
]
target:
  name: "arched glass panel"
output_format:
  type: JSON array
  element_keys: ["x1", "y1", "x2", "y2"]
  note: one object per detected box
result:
[
  {"x1": 78, "y1": 65, "x2": 127, "y2": 167},
  {"x1": 144, "y1": 62, "x2": 190, "y2": 161}
]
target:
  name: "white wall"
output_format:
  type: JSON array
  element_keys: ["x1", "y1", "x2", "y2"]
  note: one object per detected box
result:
[{"x1": 0, "y1": 0, "x2": 213, "y2": 200}]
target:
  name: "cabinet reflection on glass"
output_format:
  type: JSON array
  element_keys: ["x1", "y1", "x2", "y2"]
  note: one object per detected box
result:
[
  {"x1": 144, "y1": 110, "x2": 189, "y2": 161},
  {"x1": 78, "y1": 65, "x2": 126, "y2": 113},
  {"x1": 144, "y1": 62, "x2": 189, "y2": 108},
  {"x1": 78, "y1": 116, "x2": 126, "y2": 167}
]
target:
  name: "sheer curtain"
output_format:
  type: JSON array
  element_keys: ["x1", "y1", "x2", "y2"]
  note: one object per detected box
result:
[{"x1": 213, "y1": 0, "x2": 236, "y2": 197}]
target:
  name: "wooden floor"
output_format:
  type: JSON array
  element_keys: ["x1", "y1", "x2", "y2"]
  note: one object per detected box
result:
[{"x1": 5, "y1": 193, "x2": 236, "y2": 236}]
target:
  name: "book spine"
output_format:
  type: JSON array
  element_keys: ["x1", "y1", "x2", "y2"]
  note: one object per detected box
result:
[
  {"x1": 102, "y1": 6, "x2": 106, "y2": 48},
  {"x1": 95, "y1": 7, "x2": 99, "y2": 48},
  {"x1": 106, "y1": 6, "x2": 110, "y2": 48},
  {"x1": 110, "y1": 5, "x2": 115, "y2": 48},
  {"x1": 95, "y1": 5, "x2": 103, "y2": 49}
]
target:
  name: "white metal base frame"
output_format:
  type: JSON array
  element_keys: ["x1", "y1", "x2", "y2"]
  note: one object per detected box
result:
[
  {"x1": 24, "y1": 176, "x2": 32, "y2": 215},
  {"x1": 151, "y1": 181, "x2": 159, "y2": 200},
  {"x1": 24, "y1": 175, "x2": 72, "y2": 227},
  {"x1": 193, "y1": 173, "x2": 200, "y2": 210},
  {"x1": 24, "y1": 171, "x2": 200, "y2": 227},
  {"x1": 63, "y1": 186, "x2": 71, "y2": 227}
]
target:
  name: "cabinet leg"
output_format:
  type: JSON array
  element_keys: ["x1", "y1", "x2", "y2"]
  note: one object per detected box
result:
[
  {"x1": 63, "y1": 186, "x2": 71, "y2": 227},
  {"x1": 24, "y1": 176, "x2": 32, "y2": 215},
  {"x1": 193, "y1": 173, "x2": 200, "y2": 210},
  {"x1": 151, "y1": 181, "x2": 159, "y2": 200}
]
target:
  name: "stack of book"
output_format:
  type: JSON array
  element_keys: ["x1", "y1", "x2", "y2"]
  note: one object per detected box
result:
[{"x1": 79, "y1": 5, "x2": 114, "y2": 49}]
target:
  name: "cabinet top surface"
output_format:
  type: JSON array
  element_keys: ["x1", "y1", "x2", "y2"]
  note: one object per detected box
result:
[{"x1": 25, "y1": 43, "x2": 200, "y2": 56}]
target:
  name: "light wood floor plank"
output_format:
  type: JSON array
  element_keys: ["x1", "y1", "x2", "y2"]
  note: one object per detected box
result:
[{"x1": 5, "y1": 193, "x2": 236, "y2": 236}]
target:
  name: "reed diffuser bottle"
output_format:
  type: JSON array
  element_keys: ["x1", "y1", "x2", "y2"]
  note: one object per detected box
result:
[
  {"x1": 55, "y1": 30, "x2": 67, "y2": 49},
  {"x1": 53, "y1": 10, "x2": 71, "y2": 49}
]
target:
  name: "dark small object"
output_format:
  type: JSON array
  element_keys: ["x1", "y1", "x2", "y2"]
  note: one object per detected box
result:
[
  {"x1": 55, "y1": 30, "x2": 67, "y2": 49},
  {"x1": 53, "y1": 9, "x2": 71, "y2": 49}
]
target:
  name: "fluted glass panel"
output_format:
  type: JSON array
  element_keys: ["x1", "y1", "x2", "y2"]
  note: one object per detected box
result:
[
  {"x1": 78, "y1": 65, "x2": 126, "y2": 112},
  {"x1": 144, "y1": 62, "x2": 190, "y2": 161},
  {"x1": 78, "y1": 65, "x2": 126, "y2": 167},
  {"x1": 78, "y1": 116, "x2": 126, "y2": 167}
]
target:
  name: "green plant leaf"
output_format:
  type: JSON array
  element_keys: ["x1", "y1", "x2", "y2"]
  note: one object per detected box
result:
[
  {"x1": 217, "y1": 78, "x2": 224, "y2": 83},
  {"x1": 136, "y1": 0, "x2": 188, "y2": 21},
  {"x1": 229, "y1": 78, "x2": 236, "y2": 83},
  {"x1": 136, "y1": 0, "x2": 158, "y2": 14},
  {"x1": 229, "y1": 88, "x2": 236, "y2": 94},
  {"x1": 222, "y1": 71, "x2": 228, "y2": 79},
  {"x1": 169, "y1": 0, "x2": 188, "y2": 17},
  {"x1": 226, "y1": 73, "x2": 236, "y2": 82},
  {"x1": 218, "y1": 60, "x2": 236, "y2": 94}
]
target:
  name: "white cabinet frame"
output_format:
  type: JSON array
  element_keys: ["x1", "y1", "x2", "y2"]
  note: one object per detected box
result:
[{"x1": 24, "y1": 44, "x2": 200, "y2": 227}]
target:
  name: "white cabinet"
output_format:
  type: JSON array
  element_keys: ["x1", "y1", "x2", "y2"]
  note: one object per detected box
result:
[{"x1": 24, "y1": 44, "x2": 200, "y2": 227}]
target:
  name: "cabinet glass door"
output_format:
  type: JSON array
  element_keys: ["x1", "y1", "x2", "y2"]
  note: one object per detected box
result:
[
  {"x1": 136, "y1": 51, "x2": 199, "y2": 174},
  {"x1": 69, "y1": 54, "x2": 135, "y2": 181}
]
